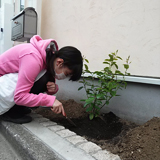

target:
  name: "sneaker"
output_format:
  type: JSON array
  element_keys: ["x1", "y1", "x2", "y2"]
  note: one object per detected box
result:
[{"x1": 0, "y1": 114, "x2": 32, "y2": 124}]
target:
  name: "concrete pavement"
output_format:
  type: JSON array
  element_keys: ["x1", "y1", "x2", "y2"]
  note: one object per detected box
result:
[{"x1": 0, "y1": 132, "x2": 22, "y2": 160}]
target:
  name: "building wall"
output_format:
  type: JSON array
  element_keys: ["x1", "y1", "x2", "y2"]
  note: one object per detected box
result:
[
  {"x1": 41, "y1": 0, "x2": 160, "y2": 78},
  {"x1": 0, "y1": 1, "x2": 13, "y2": 54},
  {"x1": 0, "y1": 4, "x2": 4, "y2": 54},
  {"x1": 55, "y1": 78, "x2": 160, "y2": 124},
  {"x1": 39, "y1": 0, "x2": 160, "y2": 124}
]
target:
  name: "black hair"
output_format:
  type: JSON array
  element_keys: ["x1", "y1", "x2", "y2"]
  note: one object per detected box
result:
[{"x1": 46, "y1": 45, "x2": 83, "y2": 81}]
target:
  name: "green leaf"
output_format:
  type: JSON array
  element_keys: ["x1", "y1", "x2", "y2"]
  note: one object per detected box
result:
[
  {"x1": 84, "y1": 64, "x2": 88, "y2": 70},
  {"x1": 103, "y1": 62, "x2": 110, "y2": 65},
  {"x1": 85, "y1": 59, "x2": 89, "y2": 63},
  {"x1": 79, "y1": 81, "x2": 84, "y2": 83},
  {"x1": 87, "y1": 76, "x2": 93, "y2": 79},
  {"x1": 106, "y1": 101, "x2": 109, "y2": 105},
  {"x1": 80, "y1": 99, "x2": 86, "y2": 101},
  {"x1": 96, "y1": 94, "x2": 105, "y2": 99},
  {"x1": 111, "y1": 91, "x2": 117, "y2": 96},
  {"x1": 115, "y1": 70, "x2": 124, "y2": 75},
  {"x1": 109, "y1": 54, "x2": 113, "y2": 61},
  {"x1": 86, "y1": 90, "x2": 90, "y2": 94},
  {"x1": 89, "y1": 113, "x2": 94, "y2": 120},
  {"x1": 96, "y1": 88, "x2": 102, "y2": 91},
  {"x1": 117, "y1": 56, "x2": 122, "y2": 60},
  {"x1": 112, "y1": 85, "x2": 118, "y2": 89},
  {"x1": 85, "y1": 81, "x2": 92, "y2": 86},
  {"x1": 104, "y1": 89, "x2": 110, "y2": 92},
  {"x1": 84, "y1": 69, "x2": 91, "y2": 73},
  {"x1": 95, "y1": 114, "x2": 99, "y2": 118},
  {"x1": 114, "y1": 63, "x2": 118, "y2": 69},
  {"x1": 111, "y1": 62, "x2": 114, "y2": 66},
  {"x1": 86, "y1": 105, "x2": 93, "y2": 112},
  {"x1": 104, "y1": 67, "x2": 112, "y2": 73},
  {"x1": 87, "y1": 92, "x2": 94, "y2": 95},
  {"x1": 104, "y1": 67, "x2": 110, "y2": 70},
  {"x1": 104, "y1": 59, "x2": 110, "y2": 61},
  {"x1": 84, "y1": 103, "x2": 89, "y2": 108},
  {"x1": 78, "y1": 86, "x2": 83, "y2": 91},
  {"x1": 85, "y1": 97, "x2": 94, "y2": 103},
  {"x1": 108, "y1": 82, "x2": 113, "y2": 90},
  {"x1": 123, "y1": 64, "x2": 129, "y2": 70},
  {"x1": 94, "y1": 71, "x2": 103, "y2": 75},
  {"x1": 94, "y1": 105, "x2": 101, "y2": 110},
  {"x1": 124, "y1": 82, "x2": 127, "y2": 88}
]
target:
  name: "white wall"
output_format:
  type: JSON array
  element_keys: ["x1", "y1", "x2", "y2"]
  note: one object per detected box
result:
[
  {"x1": 0, "y1": 5, "x2": 4, "y2": 54},
  {"x1": 0, "y1": 1, "x2": 13, "y2": 54},
  {"x1": 41, "y1": 0, "x2": 160, "y2": 78}
]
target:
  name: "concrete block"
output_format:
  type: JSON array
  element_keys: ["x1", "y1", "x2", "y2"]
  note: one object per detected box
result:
[
  {"x1": 56, "y1": 129, "x2": 76, "y2": 138},
  {"x1": 66, "y1": 135, "x2": 87, "y2": 145},
  {"x1": 40, "y1": 121, "x2": 57, "y2": 127},
  {"x1": 48, "y1": 125, "x2": 65, "y2": 132},
  {"x1": 23, "y1": 121, "x2": 96, "y2": 160},
  {"x1": 34, "y1": 117, "x2": 49, "y2": 123},
  {"x1": 91, "y1": 150, "x2": 121, "y2": 160},
  {"x1": 78, "y1": 142, "x2": 101, "y2": 154},
  {"x1": 0, "y1": 121, "x2": 63, "y2": 160}
]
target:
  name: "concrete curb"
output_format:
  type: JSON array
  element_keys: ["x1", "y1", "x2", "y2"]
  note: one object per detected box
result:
[
  {"x1": 0, "y1": 112, "x2": 121, "y2": 160},
  {"x1": 0, "y1": 120, "x2": 64, "y2": 160}
]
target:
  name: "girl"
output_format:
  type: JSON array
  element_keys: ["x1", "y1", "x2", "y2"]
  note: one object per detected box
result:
[{"x1": 0, "y1": 35, "x2": 83, "y2": 124}]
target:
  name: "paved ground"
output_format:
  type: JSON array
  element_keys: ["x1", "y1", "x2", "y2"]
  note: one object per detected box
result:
[{"x1": 0, "y1": 132, "x2": 22, "y2": 160}]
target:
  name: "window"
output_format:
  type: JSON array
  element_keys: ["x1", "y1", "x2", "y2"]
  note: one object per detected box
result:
[{"x1": 20, "y1": 0, "x2": 25, "y2": 11}]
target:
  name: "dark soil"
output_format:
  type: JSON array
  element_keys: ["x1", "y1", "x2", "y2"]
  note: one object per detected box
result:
[
  {"x1": 34, "y1": 99, "x2": 160, "y2": 160},
  {"x1": 51, "y1": 112, "x2": 127, "y2": 140}
]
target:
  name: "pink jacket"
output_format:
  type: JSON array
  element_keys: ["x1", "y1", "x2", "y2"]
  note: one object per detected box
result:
[{"x1": 0, "y1": 35, "x2": 59, "y2": 107}]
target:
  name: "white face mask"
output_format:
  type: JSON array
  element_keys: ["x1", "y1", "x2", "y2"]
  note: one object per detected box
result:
[
  {"x1": 55, "y1": 72, "x2": 66, "y2": 80},
  {"x1": 54, "y1": 61, "x2": 67, "y2": 80}
]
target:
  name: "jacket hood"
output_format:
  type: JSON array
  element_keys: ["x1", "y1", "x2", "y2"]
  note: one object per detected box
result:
[{"x1": 30, "y1": 35, "x2": 59, "y2": 65}]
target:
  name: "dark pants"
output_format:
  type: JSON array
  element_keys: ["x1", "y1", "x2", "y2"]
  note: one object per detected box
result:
[{"x1": 4, "y1": 72, "x2": 50, "y2": 118}]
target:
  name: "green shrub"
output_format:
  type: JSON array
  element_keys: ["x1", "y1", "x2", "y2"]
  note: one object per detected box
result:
[{"x1": 78, "y1": 50, "x2": 131, "y2": 120}]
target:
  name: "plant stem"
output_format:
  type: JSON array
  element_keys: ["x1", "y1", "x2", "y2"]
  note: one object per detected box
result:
[
  {"x1": 100, "y1": 96, "x2": 112, "y2": 110},
  {"x1": 83, "y1": 74, "x2": 89, "y2": 99}
]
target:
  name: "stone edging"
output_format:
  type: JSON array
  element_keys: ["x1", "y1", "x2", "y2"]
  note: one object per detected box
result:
[{"x1": 31, "y1": 112, "x2": 121, "y2": 160}]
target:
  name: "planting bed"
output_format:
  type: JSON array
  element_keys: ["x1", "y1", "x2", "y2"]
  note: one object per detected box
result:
[{"x1": 34, "y1": 99, "x2": 160, "y2": 160}]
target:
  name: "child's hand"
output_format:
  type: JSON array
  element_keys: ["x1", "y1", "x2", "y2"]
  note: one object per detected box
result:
[
  {"x1": 46, "y1": 81, "x2": 56, "y2": 93},
  {"x1": 51, "y1": 99, "x2": 65, "y2": 116}
]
